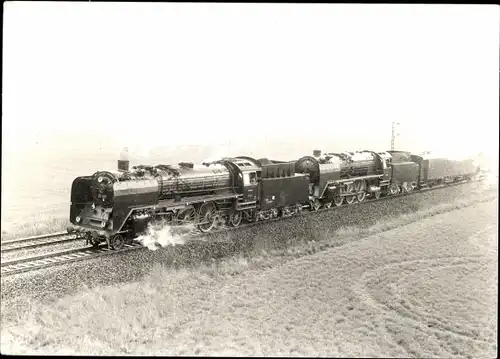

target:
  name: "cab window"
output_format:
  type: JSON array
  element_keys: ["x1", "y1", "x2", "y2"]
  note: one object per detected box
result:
[
  {"x1": 249, "y1": 172, "x2": 257, "y2": 184},
  {"x1": 243, "y1": 172, "x2": 257, "y2": 185},
  {"x1": 243, "y1": 173, "x2": 250, "y2": 185}
]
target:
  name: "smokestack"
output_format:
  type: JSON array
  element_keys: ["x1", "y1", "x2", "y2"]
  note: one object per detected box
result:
[
  {"x1": 313, "y1": 149, "x2": 321, "y2": 158},
  {"x1": 117, "y1": 147, "x2": 130, "y2": 172}
]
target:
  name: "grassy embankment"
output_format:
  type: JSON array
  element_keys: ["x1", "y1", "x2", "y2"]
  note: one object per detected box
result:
[
  {"x1": 0, "y1": 187, "x2": 497, "y2": 355},
  {"x1": 1, "y1": 216, "x2": 69, "y2": 242}
]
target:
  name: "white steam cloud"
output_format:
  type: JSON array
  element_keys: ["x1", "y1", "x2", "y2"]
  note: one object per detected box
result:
[
  {"x1": 201, "y1": 148, "x2": 230, "y2": 166},
  {"x1": 136, "y1": 222, "x2": 196, "y2": 250}
]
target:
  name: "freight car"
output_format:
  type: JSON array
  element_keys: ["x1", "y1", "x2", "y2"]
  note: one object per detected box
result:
[
  {"x1": 407, "y1": 152, "x2": 479, "y2": 187},
  {"x1": 69, "y1": 148, "x2": 482, "y2": 249}
]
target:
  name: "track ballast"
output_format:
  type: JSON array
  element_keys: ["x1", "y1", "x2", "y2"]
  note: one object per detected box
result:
[{"x1": 0, "y1": 179, "x2": 491, "y2": 277}]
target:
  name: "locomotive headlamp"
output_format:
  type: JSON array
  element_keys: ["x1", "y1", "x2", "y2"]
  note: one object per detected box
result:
[
  {"x1": 98, "y1": 176, "x2": 103, "y2": 183},
  {"x1": 100, "y1": 221, "x2": 107, "y2": 228},
  {"x1": 76, "y1": 216, "x2": 81, "y2": 223}
]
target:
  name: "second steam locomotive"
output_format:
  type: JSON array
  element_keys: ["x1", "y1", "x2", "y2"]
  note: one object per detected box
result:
[{"x1": 69, "y1": 148, "x2": 481, "y2": 249}]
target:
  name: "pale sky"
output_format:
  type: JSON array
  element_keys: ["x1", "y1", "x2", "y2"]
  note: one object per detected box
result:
[{"x1": 2, "y1": 3, "x2": 499, "y2": 160}]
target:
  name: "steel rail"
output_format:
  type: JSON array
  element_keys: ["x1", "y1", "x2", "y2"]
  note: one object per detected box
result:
[
  {"x1": 1, "y1": 234, "x2": 80, "y2": 253},
  {"x1": 1, "y1": 179, "x2": 492, "y2": 277},
  {"x1": 1, "y1": 243, "x2": 142, "y2": 276},
  {"x1": 1, "y1": 231, "x2": 72, "y2": 245}
]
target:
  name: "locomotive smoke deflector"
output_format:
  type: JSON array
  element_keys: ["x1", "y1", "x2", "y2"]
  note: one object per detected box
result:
[{"x1": 117, "y1": 147, "x2": 130, "y2": 172}]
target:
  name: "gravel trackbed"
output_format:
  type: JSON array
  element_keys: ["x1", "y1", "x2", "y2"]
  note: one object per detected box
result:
[{"x1": 1, "y1": 197, "x2": 497, "y2": 357}]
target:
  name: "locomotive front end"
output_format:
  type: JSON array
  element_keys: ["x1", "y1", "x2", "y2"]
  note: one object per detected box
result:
[
  {"x1": 69, "y1": 147, "x2": 159, "y2": 248},
  {"x1": 70, "y1": 171, "x2": 119, "y2": 243},
  {"x1": 69, "y1": 147, "x2": 236, "y2": 249}
]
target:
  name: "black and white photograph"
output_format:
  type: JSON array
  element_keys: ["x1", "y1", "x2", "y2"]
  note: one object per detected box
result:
[{"x1": 1, "y1": 2, "x2": 498, "y2": 357}]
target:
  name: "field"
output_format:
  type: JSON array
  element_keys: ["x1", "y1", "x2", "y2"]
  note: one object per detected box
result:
[{"x1": 1, "y1": 197, "x2": 497, "y2": 357}]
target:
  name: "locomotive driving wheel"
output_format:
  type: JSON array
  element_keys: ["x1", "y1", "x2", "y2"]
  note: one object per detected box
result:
[
  {"x1": 355, "y1": 181, "x2": 367, "y2": 202},
  {"x1": 110, "y1": 234, "x2": 125, "y2": 250},
  {"x1": 197, "y1": 202, "x2": 217, "y2": 233},
  {"x1": 333, "y1": 195, "x2": 344, "y2": 207},
  {"x1": 228, "y1": 211, "x2": 242, "y2": 227},
  {"x1": 344, "y1": 183, "x2": 356, "y2": 205},
  {"x1": 323, "y1": 200, "x2": 333, "y2": 209},
  {"x1": 178, "y1": 207, "x2": 196, "y2": 224},
  {"x1": 374, "y1": 191, "x2": 381, "y2": 199},
  {"x1": 345, "y1": 195, "x2": 356, "y2": 205}
]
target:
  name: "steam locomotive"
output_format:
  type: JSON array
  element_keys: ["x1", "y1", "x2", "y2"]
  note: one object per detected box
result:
[{"x1": 69, "y1": 148, "x2": 481, "y2": 249}]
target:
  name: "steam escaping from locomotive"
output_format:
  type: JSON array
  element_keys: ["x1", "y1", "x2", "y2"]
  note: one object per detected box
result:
[
  {"x1": 135, "y1": 222, "x2": 193, "y2": 250},
  {"x1": 202, "y1": 155, "x2": 224, "y2": 166},
  {"x1": 201, "y1": 146, "x2": 233, "y2": 166}
]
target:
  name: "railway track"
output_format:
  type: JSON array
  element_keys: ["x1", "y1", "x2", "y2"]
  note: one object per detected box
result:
[
  {"x1": 0, "y1": 179, "x2": 492, "y2": 277},
  {"x1": 0, "y1": 232, "x2": 81, "y2": 253},
  {"x1": 1, "y1": 243, "x2": 142, "y2": 276}
]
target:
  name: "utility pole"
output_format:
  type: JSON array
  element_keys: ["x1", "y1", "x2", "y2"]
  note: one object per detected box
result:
[{"x1": 391, "y1": 122, "x2": 400, "y2": 151}]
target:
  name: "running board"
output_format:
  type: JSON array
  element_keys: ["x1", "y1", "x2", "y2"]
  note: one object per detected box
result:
[{"x1": 237, "y1": 201, "x2": 257, "y2": 210}]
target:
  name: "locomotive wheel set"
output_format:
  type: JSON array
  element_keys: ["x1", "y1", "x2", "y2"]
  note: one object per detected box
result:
[{"x1": 69, "y1": 149, "x2": 483, "y2": 250}]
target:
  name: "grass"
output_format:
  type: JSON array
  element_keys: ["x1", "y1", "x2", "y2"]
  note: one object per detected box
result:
[
  {"x1": 1, "y1": 215, "x2": 70, "y2": 241},
  {"x1": 1, "y1": 192, "x2": 497, "y2": 356},
  {"x1": 251, "y1": 192, "x2": 498, "y2": 259}
]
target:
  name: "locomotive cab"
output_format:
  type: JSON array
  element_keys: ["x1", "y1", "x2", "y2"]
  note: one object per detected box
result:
[
  {"x1": 377, "y1": 152, "x2": 392, "y2": 183},
  {"x1": 242, "y1": 171, "x2": 259, "y2": 202},
  {"x1": 228, "y1": 157, "x2": 262, "y2": 203}
]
